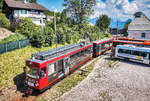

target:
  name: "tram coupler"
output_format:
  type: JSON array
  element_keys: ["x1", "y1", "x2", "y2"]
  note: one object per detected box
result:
[{"x1": 25, "y1": 88, "x2": 33, "y2": 95}]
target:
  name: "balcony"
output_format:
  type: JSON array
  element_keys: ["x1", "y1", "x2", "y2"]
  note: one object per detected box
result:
[{"x1": 14, "y1": 13, "x2": 46, "y2": 18}]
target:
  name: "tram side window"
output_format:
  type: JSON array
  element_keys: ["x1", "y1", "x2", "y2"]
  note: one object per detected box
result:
[
  {"x1": 125, "y1": 50, "x2": 131, "y2": 54},
  {"x1": 85, "y1": 47, "x2": 91, "y2": 55},
  {"x1": 47, "y1": 63, "x2": 56, "y2": 76},
  {"x1": 109, "y1": 41, "x2": 112, "y2": 46},
  {"x1": 118, "y1": 49, "x2": 123, "y2": 53},
  {"x1": 113, "y1": 42, "x2": 120, "y2": 47},
  {"x1": 70, "y1": 53, "x2": 79, "y2": 67},
  {"x1": 40, "y1": 67, "x2": 46, "y2": 78},
  {"x1": 142, "y1": 52, "x2": 149, "y2": 60},
  {"x1": 101, "y1": 43, "x2": 107, "y2": 50},
  {"x1": 118, "y1": 49, "x2": 131, "y2": 54},
  {"x1": 58, "y1": 60, "x2": 63, "y2": 73},
  {"x1": 132, "y1": 51, "x2": 139, "y2": 56}
]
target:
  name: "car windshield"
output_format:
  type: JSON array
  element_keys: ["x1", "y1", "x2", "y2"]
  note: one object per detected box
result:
[{"x1": 27, "y1": 67, "x2": 39, "y2": 79}]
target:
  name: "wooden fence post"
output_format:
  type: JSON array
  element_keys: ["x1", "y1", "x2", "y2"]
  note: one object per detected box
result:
[
  {"x1": 5, "y1": 43, "x2": 7, "y2": 52},
  {"x1": 18, "y1": 40, "x2": 20, "y2": 48}
]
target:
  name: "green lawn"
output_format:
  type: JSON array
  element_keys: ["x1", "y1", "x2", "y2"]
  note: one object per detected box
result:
[{"x1": 0, "y1": 44, "x2": 63, "y2": 91}]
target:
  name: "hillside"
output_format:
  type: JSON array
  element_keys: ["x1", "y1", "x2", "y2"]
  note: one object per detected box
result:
[{"x1": 0, "y1": 27, "x2": 14, "y2": 41}]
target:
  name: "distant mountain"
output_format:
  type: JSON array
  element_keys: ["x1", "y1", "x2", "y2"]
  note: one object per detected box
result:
[{"x1": 90, "y1": 18, "x2": 132, "y2": 29}]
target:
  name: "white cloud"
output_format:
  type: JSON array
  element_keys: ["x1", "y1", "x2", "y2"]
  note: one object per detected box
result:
[
  {"x1": 92, "y1": 0, "x2": 150, "y2": 22},
  {"x1": 96, "y1": 1, "x2": 106, "y2": 9},
  {"x1": 51, "y1": 6, "x2": 58, "y2": 12}
]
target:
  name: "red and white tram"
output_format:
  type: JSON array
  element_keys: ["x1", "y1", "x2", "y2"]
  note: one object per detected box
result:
[
  {"x1": 25, "y1": 43, "x2": 93, "y2": 94},
  {"x1": 93, "y1": 37, "x2": 114, "y2": 56}
]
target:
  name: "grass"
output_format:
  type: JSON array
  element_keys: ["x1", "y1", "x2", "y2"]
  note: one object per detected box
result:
[
  {"x1": 37, "y1": 56, "x2": 102, "y2": 101},
  {"x1": 0, "y1": 44, "x2": 64, "y2": 91},
  {"x1": 0, "y1": 33, "x2": 27, "y2": 44}
]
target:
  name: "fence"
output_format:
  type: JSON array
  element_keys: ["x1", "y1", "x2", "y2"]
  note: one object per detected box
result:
[{"x1": 0, "y1": 39, "x2": 30, "y2": 54}]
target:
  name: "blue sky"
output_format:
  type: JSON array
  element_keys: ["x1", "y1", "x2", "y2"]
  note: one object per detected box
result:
[
  {"x1": 37, "y1": 0, "x2": 64, "y2": 12},
  {"x1": 37, "y1": 0, "x2": 150, "y2": 29}
]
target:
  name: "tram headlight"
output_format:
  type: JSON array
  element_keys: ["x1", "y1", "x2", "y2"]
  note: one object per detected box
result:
[{"x1": 35, "y1": 80, "x2": 39, "y2": 87}]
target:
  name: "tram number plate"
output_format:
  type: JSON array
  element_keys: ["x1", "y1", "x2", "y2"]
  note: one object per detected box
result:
[
  {"x1": 138, "y1": 56, "x2": 142, "y2": 60},
  {"x1": 28, "y1": 82, "x2": 34, "y2": 86}
]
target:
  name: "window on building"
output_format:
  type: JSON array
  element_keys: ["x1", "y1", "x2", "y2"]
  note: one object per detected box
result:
[
  {"x1": 21, "y1": 10, "x2": 27, "y2": 14},
  {"x1": 43, "y1": 19, "x2": 46, "y2": 24},
  {"x1": 14, "y1": 10, "x2": 19, "y2": 15},
  {"x1": 141, "y1": 33, "x2": 146, "y2": 38},
  {"x1": 31, "y1": 10, "x2": 36, "y2": 14},
  {"x1": 135, "y1": 12, "x2": 142, "y2": 18},
  {"x1": 40, "y1": 19, "x2": 42, "y2": 23},
  {"x1": 40, "y1": 12, "x2": 44, "y2": 15}
]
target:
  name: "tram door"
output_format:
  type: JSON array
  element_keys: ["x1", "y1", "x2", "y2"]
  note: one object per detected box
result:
[{"x1": 64, "y1": 57, "x2": 70, "y2": 75}]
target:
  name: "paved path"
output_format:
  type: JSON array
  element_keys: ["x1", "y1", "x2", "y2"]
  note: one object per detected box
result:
[{"x1": 59, "y1": 55, "x2": 150, "y2": 101}]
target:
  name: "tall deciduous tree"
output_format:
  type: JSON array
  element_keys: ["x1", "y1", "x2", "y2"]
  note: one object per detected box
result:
[
  {"x1": 96, "y1": 14, "x2": 110, "y2": 32},
  {"x1": 64, "y1": 0, "x2": 96, "y2": 24}
]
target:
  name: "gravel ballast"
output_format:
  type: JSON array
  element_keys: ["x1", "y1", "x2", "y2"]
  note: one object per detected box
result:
[{"x1": 59, "y1": 55, "x2": 150, "y2": 101}]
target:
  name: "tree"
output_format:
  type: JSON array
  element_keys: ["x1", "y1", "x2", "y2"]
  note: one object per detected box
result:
[
  {"x1": 64, "y1": 0, "x2": 96, "y2": 24},
  {"x1": 123, "y1": 21, "x2": 131, "y2": 36},
  {"x1": 59, "y1": 10, "x2": 75, "y2": 26},
  {"x1": 96, "y1": 14, "x2": 110, "y2": 32},
  {"x1": 60, "y1": 10, "x2": 67, "y2": 23},
  {"x1": 44, "y1": 10, "x2": 60, "y2": 17},
  {"x1": 18, "y1": 17, "x2": 37, "y2": 38},
  {"x1": 0, "y1": 12, "x2": 10, "y2": 29}
]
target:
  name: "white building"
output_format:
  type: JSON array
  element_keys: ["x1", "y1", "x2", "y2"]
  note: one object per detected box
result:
[
  {"x1": 2, "y1": 0, "x2": 48, "y2": 26},
  {"x1": 128, "y1": 12, "x2": 150, "y2": 39}
]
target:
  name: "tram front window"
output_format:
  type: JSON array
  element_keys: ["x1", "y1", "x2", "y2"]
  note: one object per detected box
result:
[{"x1": 27, "y1": 67, "x2": 39, "y2": 79}]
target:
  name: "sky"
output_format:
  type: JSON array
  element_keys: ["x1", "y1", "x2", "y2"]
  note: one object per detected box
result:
[{"x1": 37, "y1": 0, "x2": 150, "y2": 29}]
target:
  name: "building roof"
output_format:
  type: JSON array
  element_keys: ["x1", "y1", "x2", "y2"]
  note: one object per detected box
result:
[
  {"x1": 5, "y1": 0, "x2": 48, "y2": 11},
  {"x1": 128, "y1": 12, "x2": 150, "y2": 31}
]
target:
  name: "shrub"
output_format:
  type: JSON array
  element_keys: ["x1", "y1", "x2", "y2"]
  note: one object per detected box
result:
[
  {"x1": 43, "y1": 25, "x2": 55, "y2": 46},
  {"x1": 0, "y1": 33, "x2": 27, "y2": 44},
  {"x1": 0, "y1": 13, "x2": 10, "y2": 29},
  {"x1": 30, "y1": 22, "x2": 55, "y2": 47},
  {"x1": 30, "y1": 28, "x2": 45, "y2": 48},
  {"x1": 17, "y1": 17, "x2": 37, "y2": 38}
]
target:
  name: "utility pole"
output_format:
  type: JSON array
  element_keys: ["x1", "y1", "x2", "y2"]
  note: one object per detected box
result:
[
  {"x1": 54, "y1": 11, "x2": 57, "y2": 48},
  {"x1": 116, "y1": 19, "x2": 119, "y2": 39},
  {"x1": 117, "y1": 19, "x2": 118, "y2": 35}
]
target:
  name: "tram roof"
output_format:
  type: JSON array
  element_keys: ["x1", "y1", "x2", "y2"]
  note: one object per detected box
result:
[
  {"x1": 27, "y1": 43, "x2": 92, "y2": 64},
  {"x1": 93, "y1": 37, "x2": 113, "y2": 44},
  {"x1": 113, "y1": 40, "x2": 143, "y2": 43}
]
